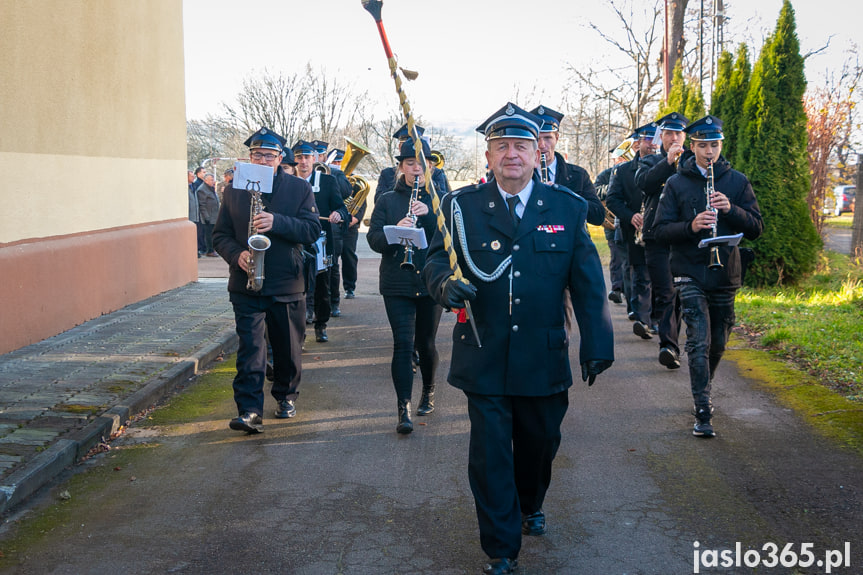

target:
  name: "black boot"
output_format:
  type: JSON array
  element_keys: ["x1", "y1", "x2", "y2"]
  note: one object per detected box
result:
[
  {"x1": 396, "y1": 400, "x2": 413, "y2": 434},
  {"x1": 416, "y1": 384, "x2": 435, "y2": 415}
]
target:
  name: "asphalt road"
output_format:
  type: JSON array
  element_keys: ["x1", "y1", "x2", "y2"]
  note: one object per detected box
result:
[{"x1": 1, "y1": 243, "x2": 861, "y2": 574}]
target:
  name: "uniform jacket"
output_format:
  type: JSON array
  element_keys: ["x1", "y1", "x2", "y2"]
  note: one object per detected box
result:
[
  {"x1": 213, "y1": 171, "x2": 321, "y2": 297},
  {"x1": 196, "y1": 182, "x2": 220, "y2": 224},
  {"x1": 423, "y1": 176, "x2": 614, "y2": 397},
  {"x1": 307, "y1": 172, "x2": 350, "y2": 256},
  {"x1": 653, "y1": 154, "x2": 763, "y2": 290},
  {"x1": 367, "y1": 177, "x2": 439, "y2": 298},
  {"x1": 635, "y1": 148, "x2": 693, "y2": 241},
  {"x1": 547, "y1": 152, "x2": 606, "y2": 227},
  {"x1": 375, "y1": 166, "x2": 450, "y2": 201}
]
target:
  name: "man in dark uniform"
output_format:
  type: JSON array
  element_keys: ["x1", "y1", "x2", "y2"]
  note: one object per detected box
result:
[
  {"x1": 529, "y1": 105, "x2": 606, "y2": 226},
  {"x1": 213, "y1": 127, "x2": 321, "y2": 433},
  {"x1": 312, "y1": 140, "x2": 350, "y2": 318},
  {"x1": 635, "y1": 112, "x2": 690, "y2": 369},
  {"x1": 293, "y1": 139, "x2": 349, "y2": 343},
  {"x1": 329, "y1": 148, "x2": 366, "y2": 300},
  {"x1": 375, "y1": 123, "x2": 450, "y2": 201},
  {"x1": 606, "y1": 122, "x2": 659, "y2": 339},
  {"x1": 653, "y1": 115, "x2": 763, "y2": 437},
  {"x1": 594, "y1": 139, "x2": 634, "y2": 304},
  {"x1": 423, "y1": 103, "x2": 614, "y2": 575}
]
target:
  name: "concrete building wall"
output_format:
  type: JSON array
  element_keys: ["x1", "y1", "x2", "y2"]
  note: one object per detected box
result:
[{"x1": 0, "y1": 0, "x2": 196, "y2": 354}]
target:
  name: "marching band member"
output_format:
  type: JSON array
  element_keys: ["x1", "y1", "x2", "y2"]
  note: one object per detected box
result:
[
  {"x1": 213, "y1": 127, "x2": 320, "y2": 432},
  {"x1": 375, "y1": 123, "x2": 450, "y2": 201},
  {"x1": 653, "y1": 115, "x2": 763, "y2": 437},
  {"x1": 606, "y1": 122, "x2": 659, "y2": 339},
  {"x1": 529, "y1": 104, "x2": 606, "y2": 226},
  {"x1": 367, "y1": 137, "x2": 443, "y2": 434},
  {"x1": 423, "y1": 103, "x2": 613, "y2": 575},
  {"x1": 635, "y1": 112, "x2": 690, "y2": 369},
  {"x1": 293, "y1": 139, "x2": 349, "y2": 343},
  {"x1": 329, "y1": 148, "x2": 366, "y2": 301}
]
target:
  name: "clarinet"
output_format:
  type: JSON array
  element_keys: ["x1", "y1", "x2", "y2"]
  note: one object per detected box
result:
[
  {"x1": 705, "y1": 159, "x2": 723, "y2": 270},
  {"x1": 540, "y1": 153, "x2": 550, "y2": 184},
  {"x1": 400, "y1": 177, "x2": 421, "y2": 271}
]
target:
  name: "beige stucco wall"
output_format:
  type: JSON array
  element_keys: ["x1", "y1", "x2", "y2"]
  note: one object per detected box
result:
[
  {"x1": 0, "y1": 1, "x2": 195, "y2": 354},
  {"x1": 0, "y1": 0, "x2": 187, "y2": 243}
]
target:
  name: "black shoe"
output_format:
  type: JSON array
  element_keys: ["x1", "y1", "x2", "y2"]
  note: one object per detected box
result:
[
  {"x1": 659, "y1": 347, "x2": 681, "y2": 369},
  {"x1": 229, "y1": 412, "x2": 263, "y2": 434},
  {"x1": 521, "y1": 509, "x2": 546, "y2": 535},
  {"x1": 633, "y1": 321, "x2": 653, "y2": 339},
  {"x1": 397, "y1": 400, "x2": 413, "y2": 434},
  {"x1": 344, "y1": 289, "x2": 355, "y2": 299},
  {"x1": 483, "y1": 558, "x2": 518, "y2": 575},
  {"x1": 331, "y1": 304, "x2": 341, "y2": 318},
  {"x1": 275, "y1": 399, "x2": 296, "y2": 419},
  {"x1": 627, "y1": 311, "x2": 637, "y2": 321},
  {"x1": 608, "y1": 290, "x2": 623, "y2": 304},
  {"x1": 315, "y1": 326, "x2": 328, "y2": 343},
  {"x1": 693, "y1": 407, "x2": 716, "y2": 438},
  {"x1": 266, "y1": 361, "x2": 274, "y2": 381},
  {"x1": 416, "y1": 387, "x2": 435, "y2": 415}
]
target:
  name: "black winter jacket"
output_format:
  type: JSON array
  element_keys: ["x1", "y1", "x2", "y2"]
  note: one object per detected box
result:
[
  {"x1": 213, "y1": 171, "x2": 321, "y2": 296},
  {"x1": 367, "y1": 177, "x2": 439, "y2": 298},
  {"x1": 653, "y1": 155, "x2": 763, "y2": 290}
]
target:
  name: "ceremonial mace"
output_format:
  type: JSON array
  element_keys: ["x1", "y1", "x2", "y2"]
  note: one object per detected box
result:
[{"x1": 361, "y1": 0, "x2": 481, "y2": 346}]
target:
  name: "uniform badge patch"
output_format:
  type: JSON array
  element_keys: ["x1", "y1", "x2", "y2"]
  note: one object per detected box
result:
[{"x1": 491, "y1": 240, "x2": 501, "y2": 250}]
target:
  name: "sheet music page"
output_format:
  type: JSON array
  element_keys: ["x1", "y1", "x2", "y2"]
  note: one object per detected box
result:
[
  {"x1": 383, "y1": 225, "x2": 428, "y2": 249},
  {"x1": 233, "y1": 162, "x2": 274, "y2": 194}
]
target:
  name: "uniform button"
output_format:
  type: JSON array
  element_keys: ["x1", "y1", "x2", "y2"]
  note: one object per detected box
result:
[
  {"x1": 514, "y1": 298, "x2": 521, "y2": 305},
  {"x1": 513, "y1": 244, "x2": 520, "y2": 251},
  {"x1": 513, "y1": 271, "x2": 521, "y2": 278},
  {"x1": 416, "y1": 292, "x2": 420, "y2": 296},
  {"x1": 551, "y1": 243, "x2": 557, "y2": 248},
  {"x1": 512, "y1": 325, "x2": 519, "y2": 332},
  {"x1": 461, "y1": 334, "x2": 465, "y2": 340}
]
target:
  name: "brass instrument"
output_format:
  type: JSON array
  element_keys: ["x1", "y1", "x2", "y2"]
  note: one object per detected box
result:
[
  {"x1": 400, "y1": 177, "x2": 421, "y2": 271},
  {"x1": 633, "y1": 200, "x2": 646, "y2": 247},
  {"x1": 611, "y1": 138, "x2": 636, "y2": 162},
  {"x1": 342, "y1": 137, "x2": 372, "y2": 216},
  {"x1": 313, "y1": 162, "x2": 331, "y2": 175},
  {"x1": 705, "y1": 159, "x2": 723, "y2": 269},
  {"x1": 540, "y1": 153, "x2": 550, "y2": 184},
  {"x1": 245, "y1": 181, "x2": 272, "y2": 291},
  {"x1": 429, "y1": 149, "x2": 445, "y2": 169}
]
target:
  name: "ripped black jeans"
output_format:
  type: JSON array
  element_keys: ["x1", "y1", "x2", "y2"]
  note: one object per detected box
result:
[{"x1": 676, "y1": 282, "x2": 737, "y2": 410}]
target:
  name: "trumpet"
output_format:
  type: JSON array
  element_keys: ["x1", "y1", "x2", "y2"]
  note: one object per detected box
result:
[
  {"x1": 400, "y1": 177, "x2": 421, "y2": 271},
  {"x1": 540, "y1": 153, "x2": 550, "y2": 184},
  {"x1": 705, "y1": 159, "x2": 723, "y2": 269},
  {"x1": 633, "y1": 201, "x2": 645, "y2": 247}
]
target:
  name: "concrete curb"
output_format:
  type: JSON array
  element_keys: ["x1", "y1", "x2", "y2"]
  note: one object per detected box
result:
[{"x1": 0, "y1": 330, "x2": 238, "y2": 515}]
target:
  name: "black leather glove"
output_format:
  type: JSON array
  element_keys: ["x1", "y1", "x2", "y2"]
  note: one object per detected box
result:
[
  {"x1": 441, "y1": 279, "x2": 477, "y2": 309},
  {"x1": 581, "y1": 359, "x2": 613, "y2": 386}
]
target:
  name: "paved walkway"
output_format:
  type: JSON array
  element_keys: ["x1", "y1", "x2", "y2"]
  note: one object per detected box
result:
[{"x1": 0, "y1": 273, "x2": 237, "y2": 513}]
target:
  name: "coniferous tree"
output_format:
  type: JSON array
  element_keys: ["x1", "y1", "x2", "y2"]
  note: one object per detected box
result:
[
  {"x1": 660, "y1": 61, "x2": 688, "y2": 118},
  {"x1": 737, "y1": 0, "x2": 819, "y2": 286},
  {"x1": 725, "y1": 45, "x2": 752, "y2": 165},
  {"x1": 710, "y1": 50, "x2": 734, "y2": 125},
  {"x1": 684, "y1": 86, "x2": 706, "y2": 121}
]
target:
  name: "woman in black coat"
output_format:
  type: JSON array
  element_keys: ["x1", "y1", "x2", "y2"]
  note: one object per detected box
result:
[{"x1": 367, "y1": 138, "x2": 443, "y2": 434}]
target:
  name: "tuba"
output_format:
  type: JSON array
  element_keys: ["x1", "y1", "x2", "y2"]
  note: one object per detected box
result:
[
  {"x1": 342, "y1": 137, "x2": 372, "y2": 216},
  {"x1": 246, "y1": 181, "x2": 272, "y2": 291}
]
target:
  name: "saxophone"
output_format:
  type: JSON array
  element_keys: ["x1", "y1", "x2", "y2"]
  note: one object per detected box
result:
[{"x1": 245, "y1": 181, "x2": 272, "y2": 291}]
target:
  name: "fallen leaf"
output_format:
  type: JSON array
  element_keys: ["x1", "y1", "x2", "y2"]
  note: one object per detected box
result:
[
  {"x1": 114, "y1": 466, "x2": 122, "y2": 471},
  {"x1": 129, "y1": 476, "x2": 137, "y2": 482},
  {"x1": 58, "y1": 490, "x2": 71, "y2": 501}
]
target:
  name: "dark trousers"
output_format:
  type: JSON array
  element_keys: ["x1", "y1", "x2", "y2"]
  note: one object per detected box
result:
[
  {"x1": 382, "y1": 295, "x2": 442, "y2": 402},
  {"x1": 644, "y1": 240, "x2": 680, "y2": 352},
  {"x1": 231, "y1": 294, "x2": 305, "y2": 416},
  {"x1": 202, "y1": 223, "x2": 215, "y2": 254},
  {"x1": 308, "y1": 266, "x2": 331, "y2": 328},
  {"x1": 605, "y1": 228, "x2": 625, "y2": 292},
  {"x1": 677, "y1": 283, "x2": 737, "y2": 409},
  {"x1": 628, "y1": 262, "x2": 652, "y2": 324},
  {"x1": 196, "y1": 221, "x2": 206, "y2": 254},
  {"x1": 341, "y1": 225, "x2": 360, "y2": 292},
  {"x1": 328, "y1": 226, "x2": 344, "y2": 305},
  {"x1": 464, "y1": 390, "x2": 569, "y2": 560}
]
